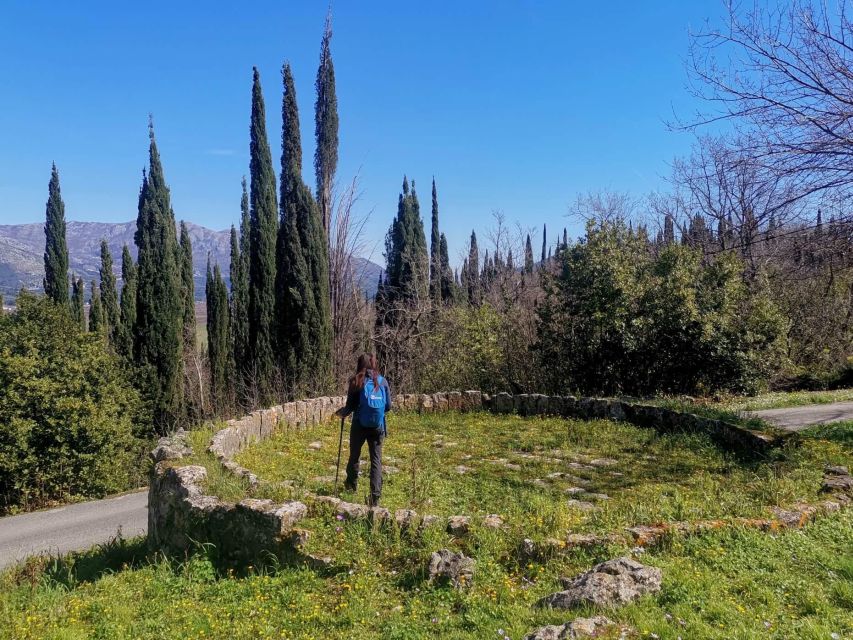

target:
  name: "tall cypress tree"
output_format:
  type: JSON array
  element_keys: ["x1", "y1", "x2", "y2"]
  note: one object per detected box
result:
[
  {"x1": 89, "y1": 280, "x2": 104, "y2": 335},
  {"x1": 429, "y1": 177, "x2": 441, "y2": 304},
  {"x1": 314, "y1": 12, "x2": 338, "y2": 236},
  {"x1": 71, "y1": 276, "x2": 85, "y2": 330},
  {"x1": 99, "y1": 239, "x2": 120, "y2": 344},
  {"x1": 277, "y1": 63, "x2": 332, "y2": 394},
  {"x1": 439, "y1": 232, "x2": 453, "y2": 303},
  {"x1": 524, "y1": 234, "x2": 534, "y2": 274},
  {"x1": 117, "y1": 244, "x2": 137, "y2": 359},
  {"x1": 231, "y1": 178, "x2": 251, "y2": 384},
  {"x1": 384, "y1": 177, "x2": 429, "y2": 304},
  {"x1": 248, "y1": 68, "x2": 279, "y2": 401},
  {"x1": 179, "y1": 221, "x2": 196, "y2": 344},
  {"x1": 541, "y1": 224, "x2": 547, "y2": 264},
  {"x1": 467, "y1": 231, "x2": 480, "y2": 306},
  {"x1": 43, "y1": 163, "x2": 69, "y2": 305},
  {"x1": 206, "y1": 259, "x2": 231, "y2": 411},
  {"x1": 134, "y1": 121, "x2": 184, "y2": 430}
]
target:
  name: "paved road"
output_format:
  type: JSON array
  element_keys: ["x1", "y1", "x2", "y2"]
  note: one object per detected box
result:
[
  {"x1": 0, "y1": 490, "x2": 147, "y2": 571},
  {"x1": 748, "y1": 401, "x2": 853, "y2": 432}
]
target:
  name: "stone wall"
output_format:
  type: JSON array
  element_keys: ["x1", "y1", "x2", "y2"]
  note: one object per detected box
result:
[{"x1": 147, "y1": 391, "x2": 782, "y2": 561}]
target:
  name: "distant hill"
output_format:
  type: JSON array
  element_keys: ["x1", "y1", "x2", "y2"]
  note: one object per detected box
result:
[{"x1": 0, "y1": 221, "x2": 382, "y2": 301}]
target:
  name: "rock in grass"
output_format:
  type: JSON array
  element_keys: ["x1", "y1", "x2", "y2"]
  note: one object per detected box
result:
[
  {"x1": 447, "y1": 515, "x2": 471, "y2": 535},
  {"x1": 427, "y1": 549, "x2": 475, "y2": 588},
  {"x1": 395, "y1": 509, "x2": 419, "y2": 529},
  {"x1": 566, "y1": 499, "x2": 598, "y2": 512},
  {"x1": 482, "y1": 514, "x2": 504, "y2": 529},
  {"x1": 336, "y1": 501, "x2": 369, "y2": 520},
  {"x1": 537, "y1": 557, "x2": 661, "y2": 609},
  {"x1": 523, "y1": 616, "x2": 615, "y2": 639},
  {"x1": 307, "y1": 441, "x2": 323, "y2": 450}
]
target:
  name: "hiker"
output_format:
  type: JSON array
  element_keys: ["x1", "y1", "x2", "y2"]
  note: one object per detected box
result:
[{"x1": 335, "y1": 353, "x2": 392, "y2": 506}]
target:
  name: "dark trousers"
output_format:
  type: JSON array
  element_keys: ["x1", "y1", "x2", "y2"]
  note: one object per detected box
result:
[{"x1": 344, "y1": 425, "x2": 383, "y2": 503}]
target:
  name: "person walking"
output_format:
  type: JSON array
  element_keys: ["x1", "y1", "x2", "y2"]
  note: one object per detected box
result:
[{"x1": 336, "y1": 353, "x2": 392, "y2": 506}]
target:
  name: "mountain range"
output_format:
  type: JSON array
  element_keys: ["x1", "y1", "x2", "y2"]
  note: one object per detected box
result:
[{"x1": 0, "y1": 221, "x2": 382, "y2": 301}]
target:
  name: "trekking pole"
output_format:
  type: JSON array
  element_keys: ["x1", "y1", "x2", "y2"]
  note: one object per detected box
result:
[{"x1": 334, "y1": 414, "x2": 345, "y2": 498}]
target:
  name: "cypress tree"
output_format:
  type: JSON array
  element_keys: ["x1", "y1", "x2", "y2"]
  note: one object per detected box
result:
[
  {"x1": 43, "y1": 163, "x2": 69, "y2": 305},
  {"x1": 524, "y1": 234, "x2": 534, "y2": 274},
  {"x1": 134, "y1": 121, "x2": 184, "y2": 430},
  {"x1": 247, "y1": 68, "x2": 279, "y2": 401},
  {"x1": 384, "y1": 177, "x2": 429, "y2": 304},
  {"x1": 467, "y1": 231, "x2": 480, "y2": 306},
  {"x1": 231, "y1": 178, "x2": 251, "y2": 384},
  {"x1": 99, "y1": 239, "x2": 120, "y2": 344},
  {"x1": 206, "y1": 259, "x2": 231, "y2": 411},
  {"x1": 541, "y1": 224, "x2": 547, "y2": 264},
  {"x1": 314, "y1": 12, "x2": 338, "y2": 236},
  {"x1": 117, "y1": 244, "x2": 137, "y2": 359},
  {"x1": 664, "y1": 214, "x2": 675, "y2": 245},
  {"x1": 179, "y1": 221, "x2": 196, "y2": 344},
  {"x1": 71, "y1": 276, "x2": 85, "y2": 330},
  {"x1": 89, "y1": 280, "x2": 104, "y2": 335},
  {"x1": 277, "y1": 63, "x2": 332, "y2": 394},
  {"x1": 429, "y1": 178, "x2": 441, "y2": 304},
  {"x1": 0, "y1": 294, "x2": 4, "y2": 315},
  {"x1": 439, "y1": 232, "x2": 453, "y2": 303}
]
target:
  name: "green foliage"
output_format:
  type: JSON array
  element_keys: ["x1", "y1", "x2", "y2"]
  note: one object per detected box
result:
[
  {"x1": 98, "y1": 240, "x2": 119, "y2": 345},
  {"x1": 0, "y1": 293, "x2": 143, "y2": 512},
  {"x1": 230, "y1": 179, "x2": 251, "y2": 395},
  {"x1": 314, "y1": 13, "x2": 338, "y2": 236},
  {"x1": 429, "y1": 178, "x2": 441, "y2": 304},
  {"x1": 206, "y1": 261, "x2": 231, "y2": 412},
  {"x1": 88, "y1": 280, "x2": 104, "y2": 335},
  {"x1": 70, "y1": 276, "x2": 85, "y2": 331},
  {"x1": 116, "y1": 245, "x2": 137, "y2": 360},
  {"x1": 276, "y1": 64, "x2": 332, "y2": 396},
  {"x1": 247, "y1": 68, "x2": 279, "y2": 403},
  {"x1": 537, "y1": 220, "x2": 788, "y2": 396},
  {"x1": 179, "y1": 221, "x2": 195, "y2": 345},
  {"x1": 133, "y1": 123, "x2": 184, "y2": 431},
  {"x1": 420, "y1": 305, "x2": 508, "y2": 393},
  {"x1": 467, "y1": 231, "x2": 480, "y2": 305},
  {"x1": 383, "y1": 177, "x2": 429, "y2": 304},
  {"x1": 42, "y1": 164, "x2": 69, "y2": 305}
]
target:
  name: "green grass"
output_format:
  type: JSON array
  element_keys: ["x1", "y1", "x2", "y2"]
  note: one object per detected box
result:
[
  {"x1": 232, "y1": 412, "x2": 851, "y2": 540},
  {"x1": 1, "y1": 510, "x2": 851, "y2": 639},
  {"x1": 2, "y1": 412, "x2": 851, "y2": 639},
  {"x1": 716, "y1": 388, "x2": 853, "y2": 412}
]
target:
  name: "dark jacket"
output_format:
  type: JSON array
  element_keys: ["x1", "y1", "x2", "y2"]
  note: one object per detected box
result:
[{"x1": 342, "y1": 369, "x2": 392, "y2": 428}]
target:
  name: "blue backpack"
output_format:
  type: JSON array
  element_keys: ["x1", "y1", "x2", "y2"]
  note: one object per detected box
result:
[{"x1": 357, "y1": 374, "x2": 386, "y2": 429}]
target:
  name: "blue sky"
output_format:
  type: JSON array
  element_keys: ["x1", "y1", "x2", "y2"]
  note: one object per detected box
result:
[{"x1": 0, "y1": 1, "x2": 724, "y2": 265}]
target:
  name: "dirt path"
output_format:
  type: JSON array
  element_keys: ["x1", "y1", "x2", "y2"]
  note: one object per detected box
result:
[{"x1": 748, "y1": 401, "x2": 853, "y2": 431}]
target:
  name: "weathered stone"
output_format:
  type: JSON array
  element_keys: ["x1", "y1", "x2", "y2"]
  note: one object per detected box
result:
[
  {"x1": 313, "y1": 495, "x2": 341, "y2": 509},
  {"x1": 566, "y1": 499, "x2": 598, "y2": 512},
  {"x1": 588, "y1": 458, "x2": 617, "y2": 467},
  {"x1": 454, "y1": 465, "x2": 473, "y2": 474},
  {"x1": 822, "y1": 474, "x2": 853, "y2": 493},
  {"x1": 482, "y1": 514, "x2": 504, "y2": 529},
  {"x1": 427, "y1": 549, "x2": 475, "y2": 588},
  {"x1": 288, "y1": 528, "x2": 310, "y2": 548},
  {"x1": 337, "y1": 501, "x2": 369, "y2": 520},
  {"x1": 311, "y1": 475, "x2": 335, "y2": 484},
  {"x1": 307, "y1": 441, "x2": 323, "y2": 451},
  {"x1": 565, "y1": 487, "x2": 587, "y2": 495},
  {"x1": 770, "y1": 504, "x2": 816, "y2": 528},
  {"x1": 825, "y1": 465, "x2": 849, "y2": 476},
  {"x1": 523, "y1": 616, "x2": 615, "y2": 640},
  {"x1": 394, "y1": 509, "x2": 419, "y2": 529},
  {"x1": 626, "y1": 524, "x2": 669, "y2": 546},
  {"x1": 584, "y1": 493, "x2": 610, "y2": 502},
  {"x1": 420, "y1": 514, "x2": 442, "y2": 530},
  {"x1": 447, "y1": 515, "x2": 471, "y2": 535},
  {"x1": 369, "y1": 506, "x2": 391, "y2": 524},
  {"x1": 151, "y1": 429, "x2": 192, "y2": 463},
  {"x1": 538, "y1": 557, "x2": 662, "y2": 609}
]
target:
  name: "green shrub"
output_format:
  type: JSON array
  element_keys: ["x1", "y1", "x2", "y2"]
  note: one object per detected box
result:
[{"x1": 0, "y1": 292, "x2": 145, "y2": 512}]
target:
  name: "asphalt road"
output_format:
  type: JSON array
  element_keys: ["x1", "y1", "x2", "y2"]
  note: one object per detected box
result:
[
  {"x1": 0, "y1": 489, "x2": 147, "y2": 571},
  {"x1": 748, "y1": 401, "x2": 853, "y2": 432}
]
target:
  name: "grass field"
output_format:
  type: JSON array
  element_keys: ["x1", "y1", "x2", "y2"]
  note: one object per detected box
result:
[
  {"x1": 228, "y1": 412, "x2": 850, "y2": 539},
  {"x1": 2, "y1": 411, "x2": 851, "y2": 639}
]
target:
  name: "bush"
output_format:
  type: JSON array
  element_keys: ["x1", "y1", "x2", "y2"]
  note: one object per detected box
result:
[
  {"x1": 0, "y1": 292, "x2": 145, "y2": 513},
  {"x1": 536, "y1": 221, "x2": 788, "y2": 396}
]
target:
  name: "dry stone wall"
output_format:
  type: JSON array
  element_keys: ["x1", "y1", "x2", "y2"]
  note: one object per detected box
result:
[{"x1": 148, "y1": 391, "x2": 784, "y2": 562}]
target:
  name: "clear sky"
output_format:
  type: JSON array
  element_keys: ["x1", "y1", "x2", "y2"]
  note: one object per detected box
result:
[{"x1": 0, "y1": 0, "x2": 724, "y2": 265}]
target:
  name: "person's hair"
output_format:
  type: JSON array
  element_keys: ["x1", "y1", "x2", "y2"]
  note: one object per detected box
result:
[{"x1": 351, "y1": 353, "x2": 380, "y2": 392}]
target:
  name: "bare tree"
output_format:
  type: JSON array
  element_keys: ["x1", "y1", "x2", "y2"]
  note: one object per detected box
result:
[{"x1": 686, "y1": 0, "x2": 853, "y2": 205}]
